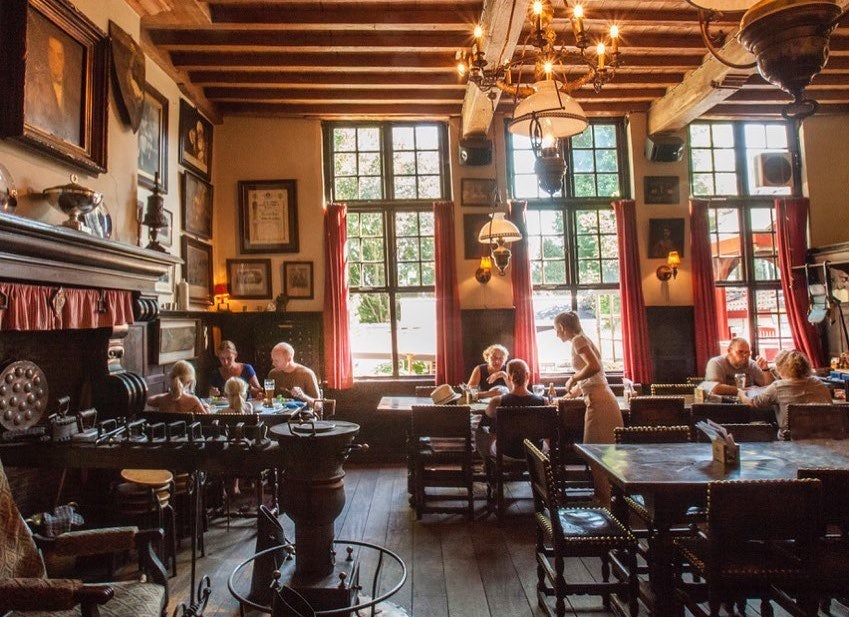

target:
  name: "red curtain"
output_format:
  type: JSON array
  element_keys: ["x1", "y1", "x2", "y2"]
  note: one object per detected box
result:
[
  {"x1": 507, "y1": 201, "x2": 540, "y2": 384},
  {"x1": 690, "y1": 199, "x2": 720, "y2": 371},
  {"x1": 775, "y1": 197, "x2": 825, "y2": 366},
  {"x1": 323, "y1": 203, "x2": 353, "y2": 389},
  {"x1": 0, "y1": 283, "x2": 134, "y2": 331},
  {"x1": 433, "y1": 201, "x2": 465, "y2": 383},
  {"x1": 611, "y1": 199, "x2": 653, "y2": 384}
]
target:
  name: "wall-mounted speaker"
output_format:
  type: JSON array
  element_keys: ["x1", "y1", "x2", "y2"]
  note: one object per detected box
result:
[
  {"x1": 645, "y1": 133, "x2": 685, "y2": 162},
  {"x1": 754, "y1": 152, "x2": 794, "y2": 189},
  {"x1": 459, "y1": 136, "x2": 492, "y2": 166}
]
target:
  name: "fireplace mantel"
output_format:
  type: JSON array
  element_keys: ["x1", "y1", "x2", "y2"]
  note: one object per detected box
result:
[{"x1": 0, "y1": 212, "x2": 181, "y2": 293}]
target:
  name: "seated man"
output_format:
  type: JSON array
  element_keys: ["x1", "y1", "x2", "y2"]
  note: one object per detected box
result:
[
  {"x1": 268, "y1": 342, "x2": 321, "y2": 407},
  {"x1": 705, "y1": 337, "x2": 775, "y2": 396}
]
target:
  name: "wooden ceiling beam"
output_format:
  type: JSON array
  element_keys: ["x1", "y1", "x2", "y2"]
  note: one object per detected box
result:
[
  {"x1": 706, "y1": 103, "x2": 849, "y2": 117},
  {"x1": 207, "y1": 2, "x2": 480, "y2": 25},
  {"x1": 647, "y1": 35, "x2": 756, "y2": 135},
  {"x1": 206, "y1": 87, "x2": 465, "y2": 100},
  {"x1": 460, "y1": 0, "x2": 528, "y2": 139},
  {"x1": 148, "y1": 29, "x2": 469, "y2": 49}
]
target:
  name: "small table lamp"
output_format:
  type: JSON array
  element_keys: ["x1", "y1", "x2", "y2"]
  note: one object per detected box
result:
[{"x1": 214, "y1": 283, "x2": 230, "y2": 311}]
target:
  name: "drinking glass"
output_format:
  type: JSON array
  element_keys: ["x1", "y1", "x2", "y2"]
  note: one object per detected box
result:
[
  {"x1": 734, "y1": 373, "x2": 747, "y2": 390},
  {"x1": 532, "y1": 384, "x2": 545, "y2": 398},
  {"x1": 264, "y1": 379, "x2": 275, "y2": 406}
]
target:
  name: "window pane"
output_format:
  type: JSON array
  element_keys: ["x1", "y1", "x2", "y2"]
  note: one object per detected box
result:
[
  {"x1": 576, "y1": 290, "x2": 623, "y2": 372},
  {"x1": 716, "y1": 286, "x2": 750, "y2": 349},
  {"x1": 393, "y1": 151, "x2": 415, "y2": 175},
  {"x1": 392, "y1": 126, "x2": 415, "y2": 150},
  {"x1": 533, "y1": 290, "x2": 575, "y2": 374},
  {"x1": 395, "y1": 292, "x2": 436, "y2": 375},
  {"x1": 349, "y1": 292, "x2": 392, "y2": 376},
  {"x1": 754, "y1": 289, "x2": 790, "y2": 361}
]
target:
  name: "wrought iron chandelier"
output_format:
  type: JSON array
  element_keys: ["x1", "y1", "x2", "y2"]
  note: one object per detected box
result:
[{"x1": 456, "y1": 0, "x2": 621, "y2": 195}]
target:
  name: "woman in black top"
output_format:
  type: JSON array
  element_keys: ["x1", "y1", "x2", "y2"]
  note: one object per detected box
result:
[{"x1": 467, "y1": 343, "x2": 510, "y2": 399}]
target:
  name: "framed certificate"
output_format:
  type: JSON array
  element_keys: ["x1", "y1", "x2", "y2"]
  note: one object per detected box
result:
[{"x1": 238, "y1": 179, "x2": 299, "y2": 253}]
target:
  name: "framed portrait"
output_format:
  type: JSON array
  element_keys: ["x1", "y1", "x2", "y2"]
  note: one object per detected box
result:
[
  {"x1": 181, "y1": 236, "x2": 213, "y2": 303},
  {"x1": 463, "y1": 213, "x2": 491, "y2": 260},
  {"x1": 644, "y1": 175, "x2": 680, "y2": 205},
  {"x1": 0, "y1": 0, "x2": 108, "y2": 174},
  {"x1": 108, "y1": 21, "x2": 145, "y2": 132},
  {"x1": 178, "y1": 99, "x2": 213, "y2": 180},
  {"x1": 156, "y1": 317, "x2": 198, "y2": 365},
  {"x1": 461, "y1": 178, "x2": 497, "y2": 207},
  {"x1": 283, "y1": 261, "x2": 314, "y2": 299},
  {"x1": 227, "y1": 259, "x2": 272, "y2": 299},
  {"x1": 181, "y1": 171, "x2": 213, "y2": 239},
  {"x1": 648, "y1": 218, "x2": 685, "y2": 259},
  {"x1": 138, "y1": 84, "x2": 169, "y2": 192},
  {"x1": 154, "y1": 264, "x2": 175, "y2": 294},
  {"x1": 238, "y1": 179, "x2": 299, "y2": 254}
]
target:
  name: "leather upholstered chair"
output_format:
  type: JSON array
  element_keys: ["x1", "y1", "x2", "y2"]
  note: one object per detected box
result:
[
  {"x1": 0, "y1": 458, "x2": 169, "y2": 617},
  {"x1": 787, "y1": 404, "x2": 848, "y2": 440},
  {"x1": 627, "y1": 396, "x2": 688, "y2": 427},
  {"x1": 650, "y1": 383, "x2": 695, "y2": 396},
  {"x1": 525, "y1": 439, "x2": 638, "y2": 617}
]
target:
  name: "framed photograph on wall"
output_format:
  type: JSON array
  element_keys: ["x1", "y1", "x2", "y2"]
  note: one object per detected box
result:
[
  {"x1": 463, "y1": 213, "x2": 491, "y2": 260},
  {"x1": 156, "y1": 317, "x2": 198, "y2": 364},
  {"x1": 154, "y1": 264, "x2": 175, "y2": 294},
  {"x1": 181, "y1": 171, "x2": 213, "y2": 239},
  {"x1": 0, "y1": 0, "x2": 108, "y2": 174},
  {"x1": 227, "y1": 259, "x2": 272, "y2": 299},
  {"x1": 648, "y1": 218, "x2": 685, "y2": 258},
  {"x1": 283, "y1": 261, "x2": 314, "y2": 299},
  {"x1": 138, "y1": 84, "x2": 169, "y2": 192},
  {"x1": 181, "y1": 236, "x2": 213, "y2": 303},
  {"x1": 178, "y1": 99, "x2": 213, "y2": 180},
  {"x1": 644, "y1": 175, "x2": 680, "y2": 205},
  {"x1": 461, "y1": 178, "x2": 497, "y2": 207},
  {"x1": 238, "y1": 179, "x2": 299, "y2": 253}
]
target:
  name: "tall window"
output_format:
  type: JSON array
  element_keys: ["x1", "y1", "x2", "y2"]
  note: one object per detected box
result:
[
  {"x1": 324, "y1": 122, "x2": 448, "y2": 377},
  {"x1": 689, "y1": 121, "x2": 794, "y2": 359},
  {"x1": 508, "y1": 120, "x2": 629, "y2": 373}
]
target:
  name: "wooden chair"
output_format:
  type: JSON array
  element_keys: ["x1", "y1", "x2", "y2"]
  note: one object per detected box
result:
[
  {"x1": 0, "y1": 458, "x2": 169, "y2": 617},
  {"x1": 627, "y1": 396, "x2": 688, "y2": 427},
  {"x1": 525, "y1": 439, "x2": 638, "y2": 617},
  {"x1": 486, "y1": 405, "x2": 557, "y2": 520},
  {"x1": 314, "y1": 398, "x2": 336, "y2": 419},
  {"x1": 614, "y1": 425, "x2": 691, "y2": 444},
  {"x1": 410, "y1": 404, "x2": 475, "y2": 520},
  {"x1": 690, "y1": 402, "x2": 750, "y2": 426},
  {"x1": 718, "y1": 423, "x2": 776, "y2": 443},
  {"x1": 796, "y1": 468, "x2": 849, "y2": 613},
  {"x1": 673, "y1": 478, "x2": 822, "y2": 617},
  {"x1": 687, "y1": 376, "x2": 706, "y2": 385},
  {"x1": 555, "y1": 398, "x2": 594, "y2": 503},
  {"x1": 415, "y1": 385, "x2": 436, "y2": 398},
  {"x1": 787, "y1": 404, "x2": 849, "y2": 440},
  {"x1": 650, "y1": 383, "x2": 694, "y2": 396}
]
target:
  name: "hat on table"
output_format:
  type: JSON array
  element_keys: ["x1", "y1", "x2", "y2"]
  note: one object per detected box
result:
[{"x1": 430, "y1": 384, "x2": 461, "y2": 405}]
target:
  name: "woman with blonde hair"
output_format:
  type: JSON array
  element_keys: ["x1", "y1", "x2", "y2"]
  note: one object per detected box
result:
[
  {"x1": 554, "y1": 311, "x2": 623, "y2": 443},
  {"x1": 467, "y1": 343, "x2": 510, "y2": 399},
  {"x1": 209, "y1": 340, "x2": 262, "y2": 399},
  {"x1": 147, "y1": 360, "x2": 208, "y2": 413},
  {"x1": 222, "y1": 376, "x2": 254, "y2": 414},
  {"x1": 740, "y1": 349, "x2": 831, "y2": 435}
]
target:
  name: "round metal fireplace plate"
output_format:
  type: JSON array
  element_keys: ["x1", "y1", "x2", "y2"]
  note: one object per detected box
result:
[{"x1": 0, "y1": 360, "x2": 48, "y2": 430}]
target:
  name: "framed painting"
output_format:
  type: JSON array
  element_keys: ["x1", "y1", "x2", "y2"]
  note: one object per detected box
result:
[
  {"x1": 178, "y1": 99, "x2": 213, "y2": 180},
  {"x1": 227, "y1": 259, "x2": 272, "y2": 299},
  {"x1": 154, "y1": 263, "x2": 175, "y2": 294},
  {"x1": 461, "y1": 178, "x2": 497, "y2": 207},
  {"x1": 644, "y1": 175, "x2": 680, "y2": 205},
  {"x1": 181, "y1": 171, "x2": 213, "y2": 239},
  {"x1": 156, "y1": 317, "x2": 198, "y2": 364},
  {"x1": 648, "y1": 218, "x2": 685, "y2": 259},
  {"x1": 283, "y1": 261, "x2": 314, "y2": 299},
  {"x1": 0, "y1": 0, "x2": 108, "y2": 174},
  {"x1": 238, "y1": 179, "x2": 299, "y2": 254},
  {"x1": 108, "y1": 21, "x2": 145, "y2": 132},
  {"x1": 181, "y1": 236, "x2": 213, "y2": 303},
  {"x1": 138, "y1": 84, "x2": 169, "y2": 192},
  {"x1": 463, "y1": 213, "x2": 491, "y2": 260}
]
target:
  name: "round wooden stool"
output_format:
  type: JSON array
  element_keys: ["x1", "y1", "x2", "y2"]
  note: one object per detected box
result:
[{"x1": 116, "y1": 469, "x2": 177, "y2": 575}]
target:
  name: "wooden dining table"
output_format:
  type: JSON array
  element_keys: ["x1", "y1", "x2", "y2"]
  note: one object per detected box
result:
[{"x1": 575, "y1": 440, "x2": 849, "y2": 616}]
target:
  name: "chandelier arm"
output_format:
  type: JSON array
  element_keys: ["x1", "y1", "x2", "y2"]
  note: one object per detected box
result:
[
  {"x1": 699, "y1": 8, "x2": 757, "y2": 70},
  {"x1": 556, "y1": 71, "x2": 595, "y2": 94},
  {"x1": 496, "y1": 81, "x2": 535, "y2": 98}
]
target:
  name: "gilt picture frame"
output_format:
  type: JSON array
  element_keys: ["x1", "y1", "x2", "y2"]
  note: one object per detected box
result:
[
  {"x1": 644, "y1": 175, "x2": 680, "y2": 205},
  {"x1": 181, "y1": 171, "x2": 213, "y2": 240},
  {"x1": 227, "y1": 258, "x2": 272, "y2": 299},
  {"x1": 0, "y1": 0, "x2": 109, "y2": 174},
  {"x1": 461, "y1": 178, "x2": 497, "y2": 207},
  {"x1": 181, "y1": 236, "x2": 213, "y2": 303},
  {"x1": 178, "y1": 99, "x2": 213, "y2": 180},
  {"x1": 138, "y1": 84, "x2": 169, "y2": 192}
]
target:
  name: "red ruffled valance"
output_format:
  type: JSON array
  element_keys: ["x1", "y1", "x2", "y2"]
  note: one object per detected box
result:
[{"x1": 0, "y1": 283, "x2": 134, "y2": 331}]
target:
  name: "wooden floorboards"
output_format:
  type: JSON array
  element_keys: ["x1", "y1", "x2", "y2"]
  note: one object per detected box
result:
[{"x1": 164, "y1": 464, "x2": 849, "y2": 617}]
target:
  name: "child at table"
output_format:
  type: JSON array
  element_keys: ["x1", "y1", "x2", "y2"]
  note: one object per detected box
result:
[
  {"x1": 147, "y1": 360, "x2": 209, "y2": 414},
  {"x1": 222, "y1": 376, "x2": 254, "y2": 414}
]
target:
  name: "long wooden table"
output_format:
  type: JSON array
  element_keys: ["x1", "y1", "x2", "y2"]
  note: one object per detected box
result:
[
  {"x1": 575, "y1": 440, "x2": 849, "y2": 616},
  {"x1": 376, "y1": 396, "x2": 488, "y2": 413}
]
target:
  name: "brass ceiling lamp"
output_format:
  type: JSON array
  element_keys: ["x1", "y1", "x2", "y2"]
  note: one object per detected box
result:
[
  {"x1": 686, "y1": 0, "x2": 843, "y2": 120},
  {"x1": 456, "y1": 0, "x2": 621, "y2": 195}
]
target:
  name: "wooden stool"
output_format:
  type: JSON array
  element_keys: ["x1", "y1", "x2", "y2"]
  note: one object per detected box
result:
[{"x1": 116, "y1": 469, "x2": 177, "y2": 576}]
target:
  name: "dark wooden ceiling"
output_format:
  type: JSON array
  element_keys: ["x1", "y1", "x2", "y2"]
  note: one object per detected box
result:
[{"x1": 129, "y1": 0, "x2": 849, "y2": 129}]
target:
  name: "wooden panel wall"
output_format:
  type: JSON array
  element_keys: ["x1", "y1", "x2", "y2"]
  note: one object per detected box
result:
[{"x1": 646, "y1": 306, "x2": 696, "y2": 383}]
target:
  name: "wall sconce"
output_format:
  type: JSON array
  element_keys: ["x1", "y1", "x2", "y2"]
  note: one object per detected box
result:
[
  {"x1": 656, "y1": 250, "x2": 681, "y2": 282},
  {"x1": 478, "y1": 213, "x2": 522, "y2": 275},
  {"x1": 475, "y1": 255, "x2": 492, "y2": 284},
  {"x1": 213, "y1": 283, "x2": 230, "y2": 311}
]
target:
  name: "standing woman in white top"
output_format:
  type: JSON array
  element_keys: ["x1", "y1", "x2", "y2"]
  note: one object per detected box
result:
[{"x1": 554, "y1": 311, "x2": 623, "y2": 443}]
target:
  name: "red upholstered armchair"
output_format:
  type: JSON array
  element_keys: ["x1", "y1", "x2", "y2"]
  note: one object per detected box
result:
[{"x1": 0, "y1": 458, "x2": 169, "y2": 617}]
